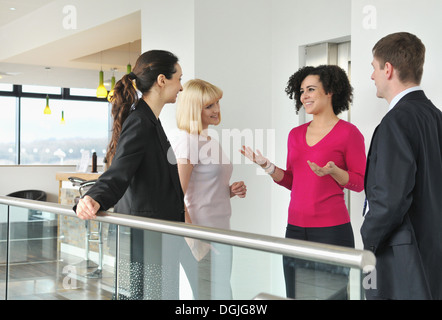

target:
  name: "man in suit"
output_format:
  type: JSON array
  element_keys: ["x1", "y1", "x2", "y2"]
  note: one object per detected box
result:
[{"x1": 361, "y1": 32, "x2": 442, "y2": 299}]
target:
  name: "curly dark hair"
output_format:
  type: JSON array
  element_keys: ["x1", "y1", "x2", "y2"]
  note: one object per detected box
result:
[{"x1": 285, "y1": 65, "x2": 353, "y2": 115}]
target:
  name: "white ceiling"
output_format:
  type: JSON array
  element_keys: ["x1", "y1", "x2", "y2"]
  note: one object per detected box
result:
[
  {"x1": 0, "y1": 0, "x2": 55, "y2": 26},
  {"x1": 0, "y1": 0, "x2": 141, "y2": 89}
]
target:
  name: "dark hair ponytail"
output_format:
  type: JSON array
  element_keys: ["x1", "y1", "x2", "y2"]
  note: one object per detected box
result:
[
  {"x1": 105, "y1": 74, "x2": 138, "y2": 164},
  {"x1": 105, "y1": 50, "x2": 179, "y2": 164}
]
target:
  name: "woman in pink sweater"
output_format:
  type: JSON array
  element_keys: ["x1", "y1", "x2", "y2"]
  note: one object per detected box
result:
[{"x1": 241, "y1": 65, "x2": 366, "y2": 299}]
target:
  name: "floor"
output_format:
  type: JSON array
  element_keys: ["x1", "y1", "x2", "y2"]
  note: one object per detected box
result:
[{"x1": 1, "y1": 254, "x2": 115, "y2": 300}]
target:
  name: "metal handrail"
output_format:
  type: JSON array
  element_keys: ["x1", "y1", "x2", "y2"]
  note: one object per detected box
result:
[{"x1": 0, "y1": 195, "x2": 375, "y2": 270}]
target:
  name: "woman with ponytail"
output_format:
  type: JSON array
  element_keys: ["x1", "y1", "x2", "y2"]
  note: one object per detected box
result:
[{"x1": 74, "y1": 50, "x2": 185, "y2": 299}]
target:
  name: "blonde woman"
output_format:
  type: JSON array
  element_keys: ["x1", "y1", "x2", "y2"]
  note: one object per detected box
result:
[{"x1": 171, "y1": 79, "x2": 246, "y2": 299}]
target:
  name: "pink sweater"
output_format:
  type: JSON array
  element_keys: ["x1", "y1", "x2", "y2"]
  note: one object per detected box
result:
[{"x1": 276, "y1": 120, "x2": 366, "y2": 227}]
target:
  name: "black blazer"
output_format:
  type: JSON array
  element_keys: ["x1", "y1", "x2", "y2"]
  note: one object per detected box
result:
[
  {"x1": 77, "y1": 99, "x2": 184, "y2": 222},
  {"x1": 361, "y1": 90, "x2": 442, "y2": 299}
]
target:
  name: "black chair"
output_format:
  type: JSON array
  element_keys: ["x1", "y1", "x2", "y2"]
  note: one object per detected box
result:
[
  {"x1": 7, "y1": 190, "x2": 47, "y2": 202},
  {"x1": 7, "y1": 189, "x2": 47, "y2": 218},
  {"x1": 5, "y1": 189, "x2": 55, "y2": 262}
]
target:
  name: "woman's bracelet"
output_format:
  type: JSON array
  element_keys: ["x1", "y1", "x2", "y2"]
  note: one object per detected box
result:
[
  {"x1": 264, "y1": 163, "x2": 276, "y2": 175},
  {"x1": 263, "y1": 160, "x2": 272, "y2": 170}
]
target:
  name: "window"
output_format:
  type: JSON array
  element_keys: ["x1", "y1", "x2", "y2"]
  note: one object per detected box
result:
[
  {"x1": 0, "y1": 85, "x2": 110, "y2": 165},
  {"x1": 20, "y1": 98, "x2": 109, "y2": 165},
  {"x1": 22, "y1": 85, "x2": 61, "y2": 95},
  {"x1": 0, "y1": 96, "x2": 17, "y2": 165},
  {"x1": 69, "y1": 88, "x2": 97, "y2": 97},
  {"x1": 0, "y1": 83, "x2": 13, "y2": 91}
]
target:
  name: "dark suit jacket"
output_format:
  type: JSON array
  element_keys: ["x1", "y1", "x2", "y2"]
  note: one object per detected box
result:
[
  {"x1": 77, "y1": 98, "x2": 184, "y2": 222},
  {"x1": 361, "y1": 90, "x2": 442, "y2": 299}
]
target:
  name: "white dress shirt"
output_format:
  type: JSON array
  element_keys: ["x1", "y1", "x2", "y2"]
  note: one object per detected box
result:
[{"x1": 388, "y1": 86, "x2": 422, "y2": 111}]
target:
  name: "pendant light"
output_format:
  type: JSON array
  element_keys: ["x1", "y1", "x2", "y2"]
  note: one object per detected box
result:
[
  {"x1": 96, "y1": 51, "x2": 108, "y2": 98},
  {"x1": 107, "y1": 72, "x2": 116, "y2": 102},
  {"x1": 96, "y1": 69, "x2": 108, "y2": 98},
  {"x1": 44, "y1": 94, "x2": 51, "y2": 114},
  {"x1": 43, "y1": 67, "x2": 51, "y2": 114},
  {"x1": 127, "y1": 42, "x2": 132, "y2": 74},
  {"x1": 60, "y1": 111, "x2": 65, "y2": 124}
]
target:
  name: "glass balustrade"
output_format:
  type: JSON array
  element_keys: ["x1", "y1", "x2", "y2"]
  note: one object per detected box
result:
[{"x1": 0, "y1": 197, "x2": 373, "y2": 301}]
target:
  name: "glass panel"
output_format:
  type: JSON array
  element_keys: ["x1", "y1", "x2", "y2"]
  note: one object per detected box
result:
[
  {"x1": 281, "y1": 255, "x2": 353, "y2": 299},
  {"x1": 113, "y1": 229, "x2": 364, "y2": 300},
  {"x1": 0, "y1": 96, "x2": 16, "y2": 165},
  {"x1": 6, "y1": 206, "x2": 58, "y2": 299},
  {"x1": 1, "y1": 203, "x2": 366, "y2": 300},
  {"x1": 0, "y1": 204, "x2": 7, "y2": 299},
  {"x1": 180, "y1": 239, "x2": 234, "y2": 299},
  {"x1": 20, "y1": 97, "x2": 109, "y2": 165},
  {"x1": 57, "y1": 218, "x2": 116, "y2": 300},
  {"x1": 5, "y1": 205, "x2": 117, "y2": 300},
  {"x1": 115, "y1": 227, "x2": 183, "y2": 300}
]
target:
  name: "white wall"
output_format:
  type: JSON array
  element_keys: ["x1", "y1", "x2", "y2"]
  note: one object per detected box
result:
[
  {"x1": 140, "y1": 0, "x2": 275, "y2": 236},
  {"x1": 0, "y1": 165, "x2": 77, "y2": 203},
  {"x1": 193, "y1": 0, "x2": 273, "y2": 235},
  {"x1": 140, "y1": 0, "x2": 196, "y2": 135}
]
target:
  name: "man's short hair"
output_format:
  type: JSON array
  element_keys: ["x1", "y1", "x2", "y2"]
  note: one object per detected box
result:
[{"x1": 373, "y1": 32, "x2": 425, "y2": 85}]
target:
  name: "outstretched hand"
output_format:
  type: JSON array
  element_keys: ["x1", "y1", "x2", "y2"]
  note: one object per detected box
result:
[
  {"x1": 307, "y1": 160, "x2": 336, "y2": 177},
  {"x1": 240, "y1": 146, "x2": 268, "y2": 167}
]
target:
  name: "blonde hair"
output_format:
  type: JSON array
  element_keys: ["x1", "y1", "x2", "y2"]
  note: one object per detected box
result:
[{"x1": 176, "y1": 79, "x2": 223, "y2": 134}]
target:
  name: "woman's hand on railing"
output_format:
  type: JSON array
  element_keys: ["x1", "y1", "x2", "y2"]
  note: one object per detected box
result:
[{"x1": 75, "y1": 195, "x2": 100, "y2": 220}]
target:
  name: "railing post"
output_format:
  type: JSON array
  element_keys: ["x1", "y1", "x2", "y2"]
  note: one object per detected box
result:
[
  {"x1": 5, "y1": 204, "x2": 10, "y2": 300},
  {"x1": 114, "y1": 224, "x2": 120, "y2": 300}
]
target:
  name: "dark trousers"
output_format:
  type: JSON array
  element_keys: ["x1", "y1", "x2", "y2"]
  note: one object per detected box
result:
[{"x1": 283, "y1": 223, "x2": 355, "y2": 299}]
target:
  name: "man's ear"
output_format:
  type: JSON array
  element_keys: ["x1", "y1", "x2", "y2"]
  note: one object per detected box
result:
[{"x1": 384, "y1": 62, "x2": 394, "y2": 80}]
